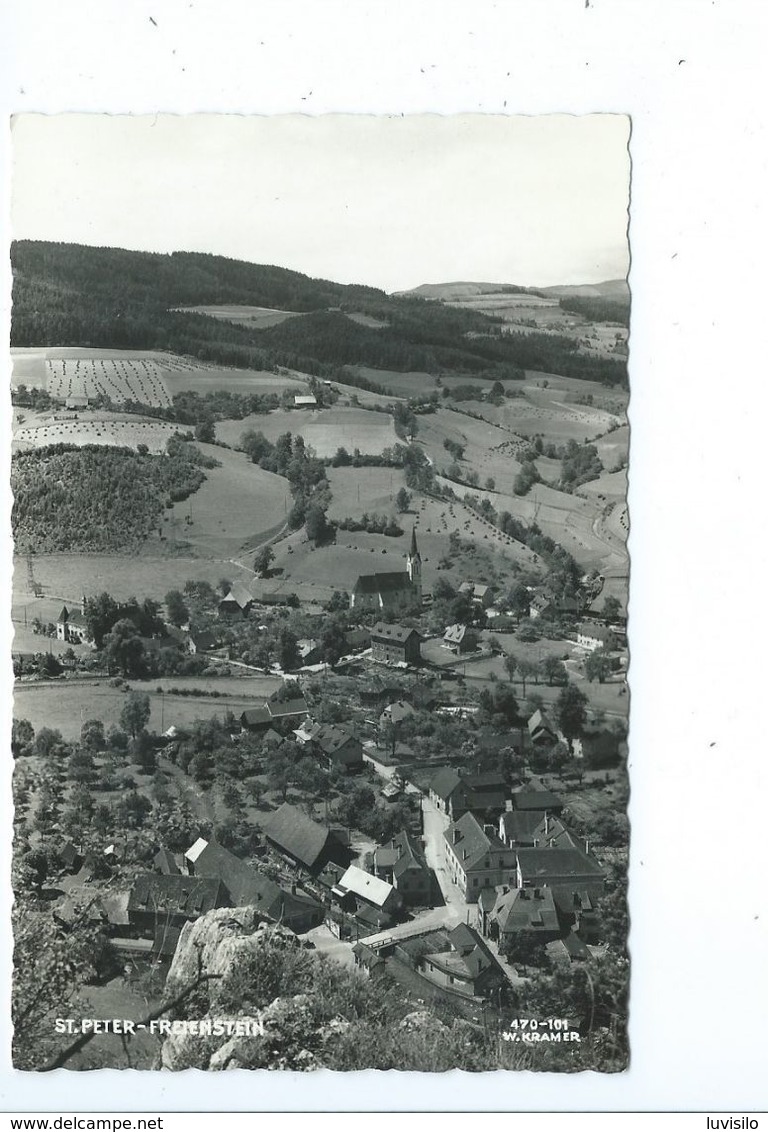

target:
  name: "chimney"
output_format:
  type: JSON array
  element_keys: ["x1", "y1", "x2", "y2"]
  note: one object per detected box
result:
[
  {"x1": 534, "y1": 887, "x2": 542, "y2": 899},
  {"x1": 544, "y1": 812, "x2": 549, "y2": 836},
  {"x1": 585, "y1": 839, "x2": 590, "y2": 855}
]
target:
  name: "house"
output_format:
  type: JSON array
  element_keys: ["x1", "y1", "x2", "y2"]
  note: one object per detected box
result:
[
  {"x1": 546, "y1": 931, "x2": 592, "y2": 967},
  {"x1": 443, "y1": 812, "x2": 517, "y2": 902},
  {"x1": 218, "y1": 582, "x2": 253, "y2": 620},
  {"x1": 379, "y1": 699, "x2": 415, "y2": 728},
  {"x1": 370, "y1": 623, "x2": 422, "y2": 667},
  {"x1": 459, "y1": 582, "x2": 495, "y2": 608},
  {"x1": 480, "y1": 885, "x2": 561, "y2": 948},
  {"x1": 126, "y1": 874, "x2": 224, "y2": 934},
  {"x1": 240, "y1": 694, "x2": 309, "y2": 733},
  {"x1": 184, "y1": 838, "x2": 323, "y2": 933},
  {"x1": 527, "y1": 709, "x2": 559, "y2": 747},
  {"x1": 64, "y1": 394, "x2": 90, "y2": 410},
  {"x1": 55, "y1": 605, "x2": 92, "y2": 646},
  {"x1": 311, "y1": 723, "x2": 364, "y2": 771},
  {"x1": 498, "y1": 810, "x2": 580, "y2": 852},
  {"x1": 262, "y1": 802, "x2": 349, "y2": 874},
  {"x1": 510, "y1": 779, "x2": 564, "y2": 816},
  {"x1": 428, "y1": 767, "x2": 463, "y2": 813},
  {"x1": 529, "y1": 594, "x2": 552, "y2": 620},
  {"x1": 576, "y1": 622, "x2": 615, "y2": 651},
  {"x1": 551, "y1": 887, "x2": 601, "y2": 942},
  {"x1": 59, "y1": 840, "x2": 82, "y2": 872},
  {"x1": 374, "y1": 829, "x2": 434, "y2": 907},
  {"x1": 297, "y1": 639, "x2": 323, "y2": 666},
  {"x1": 333, "y1": 864, "x2": 402, "y2": 917},
  {"x1": 294, "y1": 394, "x2": 318, "y2": 408},
  {"x1": 352, "y1": 941, "x2": 386, "y2": 977},
  {"x1": 188, "y1": 628, "x2": 218, "y2": 654},
  {"x1": 442, "y1": 624, "x2": 473, "y2": 654},
  {"x1": 351, "y1": 528, "x2": 422, "y2": 613},
  {"x1": 396, "y1": 923, "x2": 506, "y2": 1001},
  {"x1": 516, "y1": 848, "x2": 605, "y2": 895}
]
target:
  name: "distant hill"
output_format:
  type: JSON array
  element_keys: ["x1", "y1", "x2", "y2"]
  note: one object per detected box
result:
[
  {"x1": 398, "y1": 278, "x2": 629, "y2": 303},
  {"x1": 11, "y1": 241, "x2": 627, "y2": 388}
]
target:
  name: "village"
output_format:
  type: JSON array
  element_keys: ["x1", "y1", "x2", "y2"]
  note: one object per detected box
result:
[{"x1": 12, "y1": 514, "x2": 629, "y2": 1045}]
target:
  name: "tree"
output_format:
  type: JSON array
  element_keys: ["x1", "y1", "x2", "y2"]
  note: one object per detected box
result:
[
  {"x1": 516, "y1": 660, "x2": 536, "y2": 697},
  {"x1": 80, "y1": 718, "x2": 106, "y2": 751},
  {"x1": 37, "y1": 652, "x2": 62, "y2": 678},
  {"x1": 103, "y1": 619, "x2": 146, "y2": 677},
  {"x1": 503, "y1": 653, "x2": 518, "y2": 683},
  {"x1": 83, "y1": 592, "x2": 120, "y2": 648},
  {"x1": 277, "y1": 629, "x2": 300, "y2": 672},
  {"x1": 34, "y1": 727, "x2": 64, "y2": 758},
  {"x1": 542, "y1": 657, "x2": 568, "y2": 686},
  {"x1": 585, "y1": 648, "x2": 612, "y2": 684},
  {"x1": 120, "y1": 691, "x2": 151, "y2": 740},
  {"x1": 395, "y1": 487, "x2": 411, "y2": 513},
  {"x1": 253, "y1": 546, "x2": 275, "y2": 577},
  {"x1": 11, "y1": 718, "x2": 34, "y2": 757},
  {"x1": 165, "y1": 589, "x2": 189, "y2": 628},
  {"x1": 602, "y1": 596, "x2": 622, "y2": 621},
  {"x1": 324, "y1": 590, "x2": 350, "y2": 613},
  {"x1": 556, "y1": 683, "x2": 589, "y2": 751},
  {"x1": 305, "y1": 503, "x2": 332, "y2": 546},
  {"x1": 194, "y1": 417, "x2": 216, "y2": 444},
  {"x1": 321, "y1": 618, "x2": 349, "y2": 667}
]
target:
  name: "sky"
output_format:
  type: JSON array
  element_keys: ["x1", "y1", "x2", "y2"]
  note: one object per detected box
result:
[{"x1": 11, "y1": 113, "x2": 630, "y2": 294}]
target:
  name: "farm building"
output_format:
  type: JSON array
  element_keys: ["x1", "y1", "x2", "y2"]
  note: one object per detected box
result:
[
  {"x1": 306, "y1": 723, "x2": 364, "y2": 771},
  {"x1": 344, "y1": 627, "x2": 371, "y2": 653},
  {"x1": 459, "y1": 582, "x2": 495, "y2": 608},
  {"x1": 297, "y1": 639, "x2": 323, "y2": 666},
  {"x1": 527, "y1": 709, "x2": 559, "y2": 747},
  {"x1": 184, "y1": 838, "x2": 323, "y2": 933},
  {"x1": 379, "y1": 699, "x2": 415, "y2": 727},
  {"x1": 240, "y1": 693, "x2": 309, "y2": 732},
  {"x1": 55, "y1": 605, "x2": 93, "y2": 646},
  {"x1": 428, "y1": 767, "x2": 463, "y2": 813},
  {"x1": 64, "y1": 395, "x2": 91, "y2": 410},
  {"x1": 126, "y1": 874, "x2": 224, "y2": 934},
  {"x1": 262, "y1": 802, "x2": 350, "y2": 874},
  {"x1": 510, "y1": 779, "x2": 564, "y2": 816},
  {"x1": 218, "y1": 582, "x2": 253, "y2": 620},
  {"x1": 294, "y1": 395, "x2": 318, "y2": 408},
  {"x1": 351, "y1": 528, "x2": 422, "y2": 614},
  {"x1": 576, "y1": 623, "x2": 616, "y2": 651},
  {"x1": 370, "y1": 623, "x2": 423, "y2": 667},
  {"x1": 529, "y1": 594, "x2": 551, "y2": 619}
]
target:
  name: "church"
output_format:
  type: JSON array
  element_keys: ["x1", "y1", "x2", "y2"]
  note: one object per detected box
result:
[{"x1": 350, "y1": 528, "x2": 422, "y2": 614}]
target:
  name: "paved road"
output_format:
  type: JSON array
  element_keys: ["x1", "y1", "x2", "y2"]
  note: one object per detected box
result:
[
  {"x1": 358, "y1": 904, "x2": 465, "y2": 948},
  {"x1": 421, "y1": 796, "x2": 471, "y2": 916}
]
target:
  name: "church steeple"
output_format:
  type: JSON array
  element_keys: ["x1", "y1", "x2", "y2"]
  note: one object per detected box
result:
[{"x1": 407, "y1": 526, "x2": 422, "y2": 602}]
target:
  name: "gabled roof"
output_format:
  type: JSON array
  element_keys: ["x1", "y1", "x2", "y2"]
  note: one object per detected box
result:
[
  {"x1": 517, "y1": 848, "x2": 605, "y2": 884},
  {"x1": 546, "y1": 932, "x2": 591, "y2": 963},
  {"x1": 220, "y1": 582, "x2": 253, "y2": 609},
  {"x1": 263, "y1": 803, "x2": 338, "y2": 870},
  {"x1": 185, "y1": 837, "x2": 209, "y2": 864},
  {"x1": 578, "y1": 622, "x2": 613, "y2": 642},
  {"x1": 268, "y1": 695, "x2": 309, "y2": 719},
  {"x1": 490, "y1": 885, "x2": 560, "y2": 934},
  {"x1": 294, "y1": 394, "x2": 317, "y2": 406},
  {"x1": 127, "y1": 874, "x2": 222, "y2": 917},
  {"x1": 190, "y1": 839, "x2": 321, "y2": 922},
  {"x1": 381, "y1": 699, "x2": 415, "y2": 724},
  {"x1": 370, "y1": 622, "x2": 421, "y2": 643},
  {"x1": 423, "y1": 924, "x2": 500, "y2": 981},
  {"x1": 189, "y1": 628, "x2": 218, "y2": 650},
  {"x1": 444, "y1": 811, "x2": 510, "y2": 872},
  {"x1": 154, "y1": 848, "x2": 180, "y2": 875},
  {"x1": 316, "y1": 723, "x2": 360, "y2": 755},
  {"x1": 429, "y1": 767, "x2": 463, "y2": 801},
  {"x1": 499, "y1": 810, "x2": 543, "y2": 844},
  {"x1": 443, "y1": 624, "x2": 467, "y2": 645},
  {"x1": 240, "y1": 707, "x2": 271, "y2": 727},
  {"x1": 57, "y1": 605, "x2": 69, "y2": 623},
  {"x1": 344, "y1": 628, "x2": 371, "y2": 650},
  {"x1": 528, "y1": 709, "x2": 557, "y2": 736},
  {"x1": 511, "y1": 779, "x2": 563, "y2": 812},
  {"x1": 337, "y1": 864, "x2": 396, "y2": 909}
]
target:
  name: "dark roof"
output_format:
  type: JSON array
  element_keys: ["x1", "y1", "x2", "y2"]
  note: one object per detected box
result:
[
  {"x1": 268, "y1": 695, "x2": 309, "y2": 719},
  {"x1": 550, "y1": 887, "x2": 598, "y2": 915},
  {"x1": 410, "y1": 527, "x2": 419, "y2": 557},
  {"x1": 190, "y1": 629, "x2": 218, "y2": 650},
  {"x1": 381, "y1": 699, "x2": 415, "y2": 723},
  {"x1": 356, "y1": 572, "x2": 413, "y2": 596},
  {"x1": 517, "y1": 848, "x2": 605, "y2": 884},
  {"x1": 240, "y1": 707, "x2": 271, "y2": 726},
  {"x1": 546, "y1": 932, "x2": 591, "y2": 963},
  {"x1": 192, "y1": 840, "x2": 322, "y2": 923},
  {"x1": 444, "y1": 811, "x2": 510, "y2": 872},
  {"x1": 490, "y1": 886, "x2": 560, "y2": 934},
  {"x1": 371, "y1": 622, "x2": 422, "y2": 644},
  {"x1": 528, "y1": 709, "x2": 557, "y2": 737},
  {"x1": 424, "y1": 924, "x2": 501, "y2": 982},
  {"x1": 353, "y1": 941, "x2": 385, "y2": 969},
  {"x1": 154, "y1": 848, "x2": 180, "y2": 875},
  {"x1": 464, "y1": 772, "x2": 507, "y2": 791},
  {"x1": 153, "y1": 923, "x2": 182, "y2": 958},
  {"x1": 263, "y1": 803, "x2": 338, "y2": 870},
  {"x1": 499, "y1": 811, "x2": 543, "y2": 843},
  {"x1": 344, "y1": 628, "x2": 371, "y2": 649},
  {"x1": 511, "y1": 779, "x2": 563, "y2": 812},
  {"x1": 316, "y1": 724, "x2": 360, "y2": 756},
  {"x1": 127, "y1": 874, "x2": 222, "y2": 917},
  {"x1": 429, "y1": 767, "x2": 463, "y2": 801},
  {"x1": 220, "y1": 582, "x2": 253, "y2": 609}
]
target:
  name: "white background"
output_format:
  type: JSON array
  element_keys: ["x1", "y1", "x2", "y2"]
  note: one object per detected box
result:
[{"x1": 1, "y1": 0, "x2": 767, "y2": 1113}]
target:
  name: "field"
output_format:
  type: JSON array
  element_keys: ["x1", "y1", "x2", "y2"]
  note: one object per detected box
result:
[
  {"x1": 459, "y1": 396, "x2": 618, "y2": 444},
  {"x1": 12, "y1": 410, "x2": 180, "y2": 454},
  {"x1": 347, "y1": 367, "x2": 440, "y2": 398},
  {"x1": 594, "y1": 423, "x2": 630, "y2": 470},
  {"x1": 11, "y1": 347, "x2": 306, "y2": 401},
  {"x1": 157, "y1": 443, "x2": 289, "y2": 558},
  {"x1": 326, "y1": 465, "x2": 408, "y2": 520},
  {"x1": 171, "y1": 304, "x2": 303, "y2": 329},
  {"x1": 216, "y1": 407, "x2": 399, "y2": 457},
  {"x1": 13, "y1": 673, "x2": 283, "y2": 740}
]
